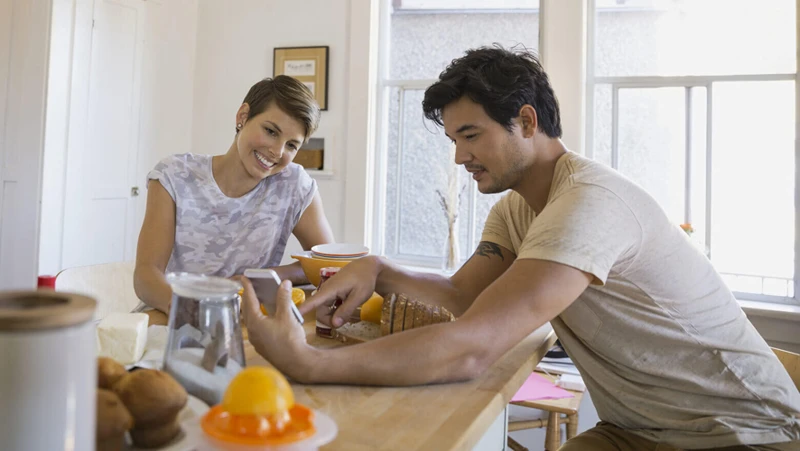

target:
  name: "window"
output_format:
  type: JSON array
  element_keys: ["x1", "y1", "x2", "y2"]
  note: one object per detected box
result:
[
  {"x1": 587, "y1": 0, "x2": 799, "y2": 303},
  {"x1": 373, "y1": 0, "x2": 540, "y2": 267}
]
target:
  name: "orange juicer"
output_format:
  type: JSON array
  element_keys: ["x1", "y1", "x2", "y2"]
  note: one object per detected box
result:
[{"x1": 200, "y1": 367, "x2": 322, "y2": 449}]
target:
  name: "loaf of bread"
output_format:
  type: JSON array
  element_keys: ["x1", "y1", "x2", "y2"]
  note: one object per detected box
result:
[
  {"x1": 333, "y1": 293, "x2": 455, "y2": 343},
  {"x1": 380, "y1": 293, "x2": 455, "y2": 335}
]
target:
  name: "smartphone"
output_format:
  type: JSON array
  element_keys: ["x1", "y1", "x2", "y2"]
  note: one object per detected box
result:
[{"x1": 243, "y1": 269, "x2": 304, "y2": 324}]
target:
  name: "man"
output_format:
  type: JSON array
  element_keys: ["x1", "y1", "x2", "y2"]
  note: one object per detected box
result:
[{"x1": 242, "y1": 46, "x2": 800, "y2": 450}]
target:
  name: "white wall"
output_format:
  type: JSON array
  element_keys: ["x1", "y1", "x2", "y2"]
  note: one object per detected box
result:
[
  {"x1": 39, "y1": 0, "x2": 75, "y2": 277},
  {"x1": 38, "y1": 0, "x2": 198, "y2": 275},
  {"x1": 133, "y1": 0, "x2": 199, "y2": 238},
  {"x1": 191, "y1": 0, "x2": 358, "y2": 261},
  {"x1": 0, "y1": 0, "x2": 52, "y2": 289}
]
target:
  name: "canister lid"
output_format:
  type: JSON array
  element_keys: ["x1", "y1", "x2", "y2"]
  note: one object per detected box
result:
[
  {"x1": 166, "y1": 273, "x2": 242, "y2": 302},
  {"x1": 0, "y1": 290, "x2": 96, "y2": 331}
]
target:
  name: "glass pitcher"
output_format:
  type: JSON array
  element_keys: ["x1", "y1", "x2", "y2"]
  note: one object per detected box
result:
[{"x1": 163, "y1": 272, "x2": 245, "y2": 406}]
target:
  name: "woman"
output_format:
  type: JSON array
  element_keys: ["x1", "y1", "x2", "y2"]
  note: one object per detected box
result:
[{"x1": 134, "y1": 76, "x2": 334, "y2": 312}]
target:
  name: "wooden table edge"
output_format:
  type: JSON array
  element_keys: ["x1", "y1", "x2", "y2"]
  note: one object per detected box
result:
[{"x1": 424, "y1": 329, "x2": 557, "y2": 451}]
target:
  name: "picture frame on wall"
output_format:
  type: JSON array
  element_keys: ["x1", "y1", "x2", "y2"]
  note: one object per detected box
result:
[{"x1": 273, "y1": 46, "x2": 329, "y2": 110}]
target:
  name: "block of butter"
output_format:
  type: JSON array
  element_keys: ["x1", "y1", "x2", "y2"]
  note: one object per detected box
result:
[{"x1": 96, "y1": 312, "x2": 149, "y2": 365}]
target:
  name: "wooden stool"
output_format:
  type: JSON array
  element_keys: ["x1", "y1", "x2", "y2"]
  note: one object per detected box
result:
[{"x1": 508, "y1": 372, "x2": 583, "y2": 451}]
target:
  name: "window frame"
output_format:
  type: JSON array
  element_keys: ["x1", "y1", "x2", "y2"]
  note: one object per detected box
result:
[{"x1": 585, "y1": 0, "x2": 800, "y2": 305}]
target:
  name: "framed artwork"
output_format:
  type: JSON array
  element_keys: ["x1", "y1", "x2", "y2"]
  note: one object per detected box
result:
[{"x1": 273, "y1": 46, "x2": 329, "y2": 110}]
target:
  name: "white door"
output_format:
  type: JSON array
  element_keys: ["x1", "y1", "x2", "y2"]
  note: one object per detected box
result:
[{"x1": 62, "y1": 0, "x2": 145, "y2": 269}]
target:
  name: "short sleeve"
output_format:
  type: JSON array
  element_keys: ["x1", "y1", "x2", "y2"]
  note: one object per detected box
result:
[
  {"x1": 146, "y1": 157, "x2": 178, "y2": 202},
  {"x1": 517, "y1": 184, "x2": 641, "y2": 285},
  {"x1": 480, "y1": 197, "x2": 516, "y2": 253}
]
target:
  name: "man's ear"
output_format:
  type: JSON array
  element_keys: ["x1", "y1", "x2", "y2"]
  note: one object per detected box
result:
[{"x1": 518, "y1": 104, "x2": 538, "y2": 138}]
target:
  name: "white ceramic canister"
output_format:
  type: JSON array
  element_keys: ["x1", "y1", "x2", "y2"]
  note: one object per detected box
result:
[{"x1": 0, "y1": 290, "x2": 97, "y2": 451}]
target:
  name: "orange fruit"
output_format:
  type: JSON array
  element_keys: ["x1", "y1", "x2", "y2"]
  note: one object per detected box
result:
[
  {"x1": 222, "y1": 367, "x2": 294, "y2": 416},
  {"x1": 360, "y1": 293, "x2": 384, "y2": 324},
  {"x1": 259, "y1": 288, "x2": 305, "y2": 316},
  {"x1": 291, "y1": 287, "x2": 305, "y2": 306}
]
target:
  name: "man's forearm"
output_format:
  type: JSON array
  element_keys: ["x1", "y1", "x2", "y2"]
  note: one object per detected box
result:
[
  {"x1": 373, "y1": 257, "x2": 471, "y2": 316},
  {"x1": 300, "y1": 321, "x2": 488, "y2": 386},
  {"x1": 133, "y1": 266, "x2": 172, "y2": 312}
]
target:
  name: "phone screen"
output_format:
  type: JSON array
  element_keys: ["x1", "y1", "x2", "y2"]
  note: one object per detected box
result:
[{"x1": 244, "y1": 269, "x2": 304, "y2": 324}]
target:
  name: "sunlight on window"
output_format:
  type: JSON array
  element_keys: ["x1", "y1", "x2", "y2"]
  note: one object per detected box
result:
[
  {"x1": 595, "y1": 0, "x2": 796, "y2": 77},
  {"x1": 711, "y1": 81, "x2": 795, "y2": 281},
  {"x1": 591, "y1": 0, "x2": 797, "y2": 301}
]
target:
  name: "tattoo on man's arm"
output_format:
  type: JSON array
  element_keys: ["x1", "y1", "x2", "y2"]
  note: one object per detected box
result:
[{"x1": 474, "y1": 242, "x2": 504, "y2": 261}]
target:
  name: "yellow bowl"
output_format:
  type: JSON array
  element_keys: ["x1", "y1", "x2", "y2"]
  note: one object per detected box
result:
[{"x1": 291, "y1": 253, "x2": 357, "y2": 286}]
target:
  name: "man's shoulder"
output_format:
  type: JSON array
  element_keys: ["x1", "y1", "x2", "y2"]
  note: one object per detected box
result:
[
  {"x1": 491, "y1": 190, "x2": 528, "y2": 214},
  {"x1": 559, "y1": 152, "x2": 641, "y2": 199}
]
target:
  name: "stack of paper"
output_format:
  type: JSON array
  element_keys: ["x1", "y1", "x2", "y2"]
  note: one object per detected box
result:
[
  {"x1": 512, "y1": 373, "x2": 574, "y2": 402},
  {"x1": 536, "y1": 360, "x2": 580, "y2": 376}
]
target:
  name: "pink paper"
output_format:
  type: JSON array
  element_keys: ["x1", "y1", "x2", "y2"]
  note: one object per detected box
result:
[{"x1": 512, "y1": 373, "x2": 574, "y2": 402}]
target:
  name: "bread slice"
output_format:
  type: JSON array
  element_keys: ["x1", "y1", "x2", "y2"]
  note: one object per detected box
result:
[
  {"x1": 380, "y1": 294, "x2": 396, "y2": 336},
  {"x1": 423, "y1": 300, "x2": 434, "y2": 326},
  {"x1": 441, "y1": 307, "x2": 455, "y2": 322},
  {"x1": 413, "y1": 300, "x2": 427, "y2": 329},
  {"x1": 403, "y1": 298, "x2": 416, "y2": 332},
  {"x1": 392, "y1": 296, "x2": 407, "y2": 334},
  {"x1": 332, "y1": 321, "x2": 381, "y2": 344}
]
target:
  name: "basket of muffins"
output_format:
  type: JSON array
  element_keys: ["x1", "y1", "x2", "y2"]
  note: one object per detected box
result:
[
  {"x1": 96, "y1": 357, "x2": 337, "y2": 450},
  {"x1": 96, "y1": 357, "x2": 191, "y2": 450}
]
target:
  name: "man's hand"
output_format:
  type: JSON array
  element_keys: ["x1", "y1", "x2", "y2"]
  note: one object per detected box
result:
[
  {"x1": 241, "y1": 277, "x2": 313, "y2": 382},
  {"x1": 300, "y1": 255, "x2": 383, "y2": 328}
]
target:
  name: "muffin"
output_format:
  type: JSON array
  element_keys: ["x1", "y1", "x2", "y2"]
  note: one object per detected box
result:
[
  {"x1": 98, "y1": 357, "x2": 128, "y2": 390},
  {"x1": 96, "y1": 389, "x2": 134, "y2": 451},
  {"x1": 112, "y1": 369, "x2": 188, "y2": 448}
]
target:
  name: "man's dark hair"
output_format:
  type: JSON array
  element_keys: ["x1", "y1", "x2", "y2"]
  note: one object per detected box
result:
[{"x1": 422, "y1": 45, "x2": 562, "y2": 138}]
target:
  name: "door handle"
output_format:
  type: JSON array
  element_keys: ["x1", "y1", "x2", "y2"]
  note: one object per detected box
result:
[{"x1": 131, "y1": 186, "x2": 140, "y2": 197}]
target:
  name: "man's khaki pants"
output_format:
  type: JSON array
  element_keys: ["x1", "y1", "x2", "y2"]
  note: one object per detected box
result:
[{"x1": 559, "y1": 422, "x2": 800, "y2": 451}]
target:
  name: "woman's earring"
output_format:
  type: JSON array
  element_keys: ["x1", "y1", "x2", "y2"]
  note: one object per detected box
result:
[{"x1": 236, "y1": 123, "x2": 242, "y2": 132}]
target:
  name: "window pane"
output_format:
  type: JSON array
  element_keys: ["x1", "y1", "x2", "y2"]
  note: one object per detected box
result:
[
  {"x1": 384, "y1": 88, "x2": 401, "y2": 256},
  {"x1": 390, "y1": 10, "x2": 539, "y2": 79},
  {"x1": 383, "y1": 89, "x2": 471, "y2": 260},
  {"x1": 617, "y1": 87, "x2": 686, "y2": 224},
  {"x1": 594, "y1": 0, "x2": 796, "y2": 77},
  {"x1": 592, "y1": 84, "x2": 613, "y2": 166},
  {"x1": 711, "y1": 81, "x2": 795, "y2": 286},
  {"x1": 688, "y1": 87, "x2": 708, "y2": 250}
]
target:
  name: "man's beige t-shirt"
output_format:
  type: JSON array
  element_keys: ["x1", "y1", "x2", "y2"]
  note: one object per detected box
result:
[{"x1": 482, "y1": 151, "x2": 800, "y2": 448}]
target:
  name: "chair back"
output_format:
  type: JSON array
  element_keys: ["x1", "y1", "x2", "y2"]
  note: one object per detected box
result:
[
  {"x1": 772, "y1": 347, "x2": 800, "y2": 391},
  {"x1": 56, "y1": 261, "x2": 140, "y2": 321}
]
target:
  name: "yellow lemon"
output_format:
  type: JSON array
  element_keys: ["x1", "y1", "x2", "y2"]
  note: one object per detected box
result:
[{"x1": 222, "y1": 367, "x2": 294, "y2": 416}]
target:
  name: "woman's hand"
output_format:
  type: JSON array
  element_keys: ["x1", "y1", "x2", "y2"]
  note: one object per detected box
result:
[
  {"x1": 300, "y1": 255, "x2": 383, "y2": 328},
  {"x1": 241, "y1": 277, "x2": 313, "y2": 382}
]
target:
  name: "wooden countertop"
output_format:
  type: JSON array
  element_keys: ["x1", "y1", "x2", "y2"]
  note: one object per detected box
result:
[{"x1": 145, "y1": 309, "x2": 555, "y2": 451}]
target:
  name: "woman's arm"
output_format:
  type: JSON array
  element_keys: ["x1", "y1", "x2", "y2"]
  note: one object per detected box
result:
[
  {"x1": 133, "y1": 180, "x2": 176, "y2": 312},
  {"x1": 270, "y1": 191, "x2": 335, "y2": 285}
]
